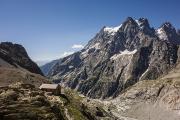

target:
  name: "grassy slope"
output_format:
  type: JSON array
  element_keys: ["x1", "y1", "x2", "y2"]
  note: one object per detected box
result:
[
  {"x1": 58, "y1": 88, "x2": 115, "y2": 120},
  {"x1": 0, "y1": 67, "x2": 50, "y2": 87}
]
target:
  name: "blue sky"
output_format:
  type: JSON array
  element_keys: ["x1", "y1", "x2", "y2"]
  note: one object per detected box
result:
[{"x1": 0, "y1": 0, "x2": 180, "y2": 64}]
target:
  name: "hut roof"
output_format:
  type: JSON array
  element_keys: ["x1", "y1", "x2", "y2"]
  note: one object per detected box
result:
[{"x1": 39, "y1": 84, "x2": 59, "y2": 89}]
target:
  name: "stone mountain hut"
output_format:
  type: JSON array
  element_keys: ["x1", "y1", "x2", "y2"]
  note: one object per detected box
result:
[{"x1": 39, "y1": 84, "x2": 61, "y2": 95}]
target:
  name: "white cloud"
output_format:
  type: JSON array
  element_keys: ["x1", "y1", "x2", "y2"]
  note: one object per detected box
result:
[
  {"x1": 61, "y1": 51, "x2": 74, "y2": 57},
  {"x1": 72, "y1": 44, "x2": 84, "y2": 49}
]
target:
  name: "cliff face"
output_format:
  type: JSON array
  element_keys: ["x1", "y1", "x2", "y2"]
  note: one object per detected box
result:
[
  {"x1": 0, "y1": 42, "x2": 43, "y2": 75},
  {"x1": 48, "y1": 17, "x2": 180, "y2": 99}
]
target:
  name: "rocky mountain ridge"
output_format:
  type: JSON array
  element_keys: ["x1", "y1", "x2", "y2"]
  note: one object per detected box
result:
[
  {"x1": 0, "y1": 42, "x2": 47, "y2": 87},
  {"x1": 47, "y1": 17, "x2": 180, "y2": 99},
  {"x1": 0, "y1": 42, "x2": 43, "y2": 75}
]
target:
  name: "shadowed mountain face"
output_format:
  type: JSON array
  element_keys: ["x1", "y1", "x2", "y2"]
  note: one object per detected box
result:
[
  {"x1": 0, "y1": 42, "x2": 43, "y2": 76},
  {"x1": 47, "y1": 17, "x2": 180, "y2": 99},
  {"x1": 0, "y1": 42, "x2": 48, "y2": 87},
  {"x1": 40, "y1": 59, "x2": 59, "y2": 76}
]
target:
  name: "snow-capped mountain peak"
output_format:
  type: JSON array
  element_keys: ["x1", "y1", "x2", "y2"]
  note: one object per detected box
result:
[
  {"x1": 103, "y1": 24, "x2": 122, "y2": 35},
  {"x1": 156, "y1": 27, "x2": 168, "y2": 40},
  {"x1": 47, "y1": 17, "x2": 180, "y2": 99},
  {"x1": 156, "y1": 22, "x2": 180, "y2": 44}
]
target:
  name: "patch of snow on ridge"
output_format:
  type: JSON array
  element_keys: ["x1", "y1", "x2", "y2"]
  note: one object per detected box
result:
[
  {"x1": 81, "y1": 42, "x2": 100, "y2": 58},
  {"x1": 135, "y1": 20, "x2": 141, "y2": 26},
  {"x1": 81, "y1": 50, "x2": 88, "y2": 58},
  {"x1": 121, "y1": 49, "x2": 137, "y2": 55},
  {"x1": 68, "y1": 65, "x2": 74, "y2": 69},
  {"x1": 89, "y1": 42, "x2": 100, "y2": 49},
  {"x1": 135, "y1": 19, "x2": 144, "y2": 29},
  {"x1": 104, "y1": 24, "x2": 122, "y2": 35},
  {"x1": 111, "y1": 49, "x2": 137, "y2": 60},
  {"x1": 156, "y1": 28, "x2": 168, "y2": 40}
]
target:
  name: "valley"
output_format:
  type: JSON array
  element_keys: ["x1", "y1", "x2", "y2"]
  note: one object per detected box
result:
[{"x1": 1, "y1": 17, "x2": 180, "y2": 120}]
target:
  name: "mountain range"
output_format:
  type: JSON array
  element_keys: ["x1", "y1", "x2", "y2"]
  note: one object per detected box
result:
[
  {"x1": 42, "y1": 17, "x2": 180, "y2": 99},
  {"x1": 1, "y1": 17, "x2": 180, "y2": 120}
]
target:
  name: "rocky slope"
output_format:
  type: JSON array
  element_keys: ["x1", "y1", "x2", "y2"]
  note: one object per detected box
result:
[
  {"x1": 0, "y1": 83, "x2": 64, "y2": 120},
  {"x1": 0, "y1": 42, "x2": 43, "y2": 75},
  {"x1": 0, "y1": 82, "x2": 115, "y2": 120},
  {"x1": 86, "y1": 62, "x2": 180, "y2": 120},
  {"x1": 48, "y1": 17, "x2": 180, "y2": 99}
]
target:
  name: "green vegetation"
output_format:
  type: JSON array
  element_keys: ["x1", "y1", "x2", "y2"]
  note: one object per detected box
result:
[{"x1": 58, "y1": 89, "x2": 95, "y2": 120}]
